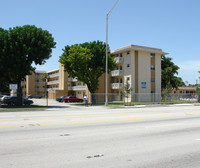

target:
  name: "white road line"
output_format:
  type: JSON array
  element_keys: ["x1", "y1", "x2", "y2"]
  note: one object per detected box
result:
[{"x1": 145, "y1": 123, "x2": 184, "y2": 128}]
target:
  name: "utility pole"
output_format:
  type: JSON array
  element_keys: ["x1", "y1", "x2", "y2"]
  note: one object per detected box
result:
[{"x1": 105, "y1": 0, "x2": 119, "y2": 106}]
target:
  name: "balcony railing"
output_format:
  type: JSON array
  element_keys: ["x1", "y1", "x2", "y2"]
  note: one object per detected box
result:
[
  {"x1": 68, "y1": 85, "x2": 86, "y2": 91},
  {"x1": 111, "y1": 70, "x2": 123, "y2": 77},
  {"x1": 47, "y1": 87, "x2": 59, "y2": 91},
  {"x1": 111, "y1": 83, "x2": 123, "y2": 89},
  {"x1": 114, "y1": 57, "x2": 123, "y2": 64},
  {"x1": 68, "y1": 77, "x2": 78, "y2": 82},
  {"x1": 47, "y1": 80, "x2": 59, "y2": 85},
  {"x1": 49, "y1": 73, "x2": 59, "y2": 78}
]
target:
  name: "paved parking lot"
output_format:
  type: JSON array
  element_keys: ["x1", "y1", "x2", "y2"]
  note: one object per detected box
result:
[{"x1": 30, "y1": 98, "x2": 72, "y2": 107}]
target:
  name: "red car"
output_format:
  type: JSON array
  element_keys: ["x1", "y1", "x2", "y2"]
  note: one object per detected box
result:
[{"x1": 62, "y1": 96, "x2": 83, "y2": 103}]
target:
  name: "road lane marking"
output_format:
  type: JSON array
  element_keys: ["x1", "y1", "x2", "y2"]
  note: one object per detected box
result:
[
  {"x1": 0, "y1": 113, "x2": 131, "y2": 122},
  {"x1": 1, "y1": 112, "x2": 200, "y2": 122},
  {"x1": 1, "y1": 113, "x2": 200, "y2": 128}
]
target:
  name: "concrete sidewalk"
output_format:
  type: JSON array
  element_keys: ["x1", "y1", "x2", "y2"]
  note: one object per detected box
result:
[{"x1": 31, "y1": 98, "x2": 197, "y2": 110}]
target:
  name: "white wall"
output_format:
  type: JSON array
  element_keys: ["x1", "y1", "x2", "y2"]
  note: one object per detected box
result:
[
  {"x1": 123, "y1": 51, "x2": 135, "y2": 92},
  {"x1": 138, "y1": 51, "x2": 151, "y2": 94}
]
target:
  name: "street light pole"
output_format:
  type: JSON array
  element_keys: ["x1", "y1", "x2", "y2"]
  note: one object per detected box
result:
[{"x1": 105, "y1": 0, "x2": 119, "y2": 106}]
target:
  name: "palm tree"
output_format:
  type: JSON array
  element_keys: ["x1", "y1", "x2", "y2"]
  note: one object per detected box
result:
[{"x1": 42, "y1": 73, "x2": 50, "y2": 106}]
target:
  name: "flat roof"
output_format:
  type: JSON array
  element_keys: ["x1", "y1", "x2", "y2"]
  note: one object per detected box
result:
[
  {"x1": 111, "y1": 44, "x2": 168, "y2": 55},
  {"x1": 35, "y1": 70, "x2": 46, "y2": 73},
  {"x1": 178, "y1": 87, "x2": 196, "y2": 91},
  {"x1": 47, "y1": 69, "x2": 59, "y2": 73}
]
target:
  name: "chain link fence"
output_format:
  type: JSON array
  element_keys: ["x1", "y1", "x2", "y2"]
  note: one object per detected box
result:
[
  {"x1": 90, "y1": 93, "x2": 198, "y2": 104},
  {"x1": 0, "y1": 92, "x2": 198, "y2": 107}
]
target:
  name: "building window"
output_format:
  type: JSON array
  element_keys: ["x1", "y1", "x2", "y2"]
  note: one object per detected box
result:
[
  {"x1": 127, "y1": 51, "x2": 130, "y2": 55},
  {"x1": 120, "y1": 53, "x2": 123, "y2": 57},
  {"x1": 151, "y1": 65, "x2": 155, "y2": 70},
  {"x1": 127, "y1": 77, "x2": 130, "y2": 81},
  {"x1": 150, "y1": 53, "x2": 155, "y2": 58},
  {"x1": 127, "y1": 64, "x2": 130, "y2": 67}
]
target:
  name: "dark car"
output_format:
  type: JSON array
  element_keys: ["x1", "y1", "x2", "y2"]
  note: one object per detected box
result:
[
  {"x1": 2, "y1": 96, "x2": 33, "y2": 106},
  {"x1": 56, "y1": 96, "x2": 67, "y2": 102},
  {"x1": 27, "y1": 95, "x2": 42, "y2": 99},
  {"x1": 62, "y1": 96, "x2": 83, "y2": 103}
]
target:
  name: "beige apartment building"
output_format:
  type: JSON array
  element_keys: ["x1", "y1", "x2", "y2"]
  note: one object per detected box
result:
[
  {"x1": 20, "y1": 44, "x2": 167, "y2": 102},
  {"x1": 110, "y1": 44, "x2": 167, "y2": 102}
]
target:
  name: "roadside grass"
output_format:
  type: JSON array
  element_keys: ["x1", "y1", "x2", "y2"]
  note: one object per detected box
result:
[
  {"x1": 0, "y1": 105, "x2": 47, "y2": 111},
  {"x1": 72, "y1": 100, "x2": 197, "y2": 108}
]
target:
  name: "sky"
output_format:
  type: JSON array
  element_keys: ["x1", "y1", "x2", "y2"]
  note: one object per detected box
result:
[{"x1": 1, "y1": 0, "x2": 200, "y2": 84}]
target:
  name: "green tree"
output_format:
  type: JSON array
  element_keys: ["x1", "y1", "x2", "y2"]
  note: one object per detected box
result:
[
  {"x1": 0, "y1": 25, "x2": 56, "y2": 105},
  {"x1": 0, "y1": 28, "x2": 13, "y2": 93},
  {"x1": 163, "y1": 81, "x2": 172, "y2": 101},
  {"x1": 196, "y1": 71, "x2": 200, "y2": 102},
  {"x1": 59, "y1": 41, "x2": 116, "y2": 104},
  {"x1": 122, "y1": 79, "x2": 132, "y2": 106},
  {"x1": 196, "y1": 87, "x2": 200, "y2": 102},
  {"x1": 161, "y1": 55, "x2": 185, "y2": 90}
]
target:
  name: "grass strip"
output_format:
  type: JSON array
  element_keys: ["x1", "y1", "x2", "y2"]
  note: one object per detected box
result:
[{"x1": 0, "y1": 105, "x2": 47, "y2": 111}]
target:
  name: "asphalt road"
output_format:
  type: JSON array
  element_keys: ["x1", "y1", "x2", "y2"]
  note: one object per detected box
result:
[{"x1": 0, "y1": 105, "x2": 200, "y2": 168}]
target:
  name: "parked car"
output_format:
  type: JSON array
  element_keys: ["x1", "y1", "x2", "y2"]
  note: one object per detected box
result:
[
  {"x1": 62, "y1": 96, "x2": 83, "y2": 103},
  {"x1": 0, "y1": 95, "x2": 9, "y2": 103},
  {"x1": 2, "y1": 96, "x2": 33, "y2": 106},
  {"x1": 56, "y1": 96, "x2": 67, "y2": 102},
  {"x1": 27, "y1": 95, "x2": 42, "y2": 99}
]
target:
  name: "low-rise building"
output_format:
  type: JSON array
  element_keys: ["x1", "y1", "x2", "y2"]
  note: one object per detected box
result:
[
  {"x1": 172, "y1": 87, "x2": 196, "y2": 94},
  {"x1": 19, "y1": 44, "x2": 167, "y2": 102}
]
